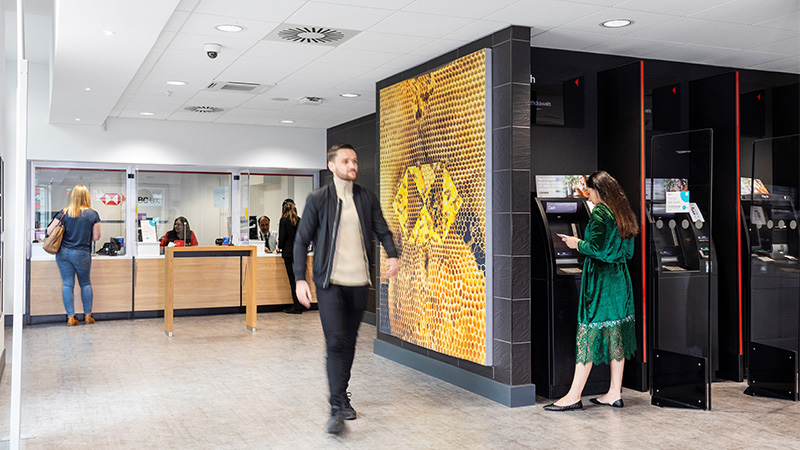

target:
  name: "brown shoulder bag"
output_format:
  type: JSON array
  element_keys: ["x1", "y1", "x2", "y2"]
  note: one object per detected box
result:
[{"x1": 43, "y1": 210, "x2": 65, "y2": 255}]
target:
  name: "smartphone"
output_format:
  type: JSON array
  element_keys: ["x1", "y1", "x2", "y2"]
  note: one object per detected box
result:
[{"x1": 556, "y1": 233, "x2": 569, "y2": 239}]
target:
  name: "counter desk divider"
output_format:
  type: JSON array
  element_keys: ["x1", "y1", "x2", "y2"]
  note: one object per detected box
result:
[{"x1": 164, "y1": 246, "x2": 257, "y2": 336}]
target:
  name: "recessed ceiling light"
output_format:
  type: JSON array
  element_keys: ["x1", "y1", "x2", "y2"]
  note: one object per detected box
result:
[
  {"x1": 271, "y1": 97, "x2": 289, "y2": 102},
  {"x1": 340, "y1": 93, "x2": 360, "y2": 98},
  {"x1": 280, "y1": 120, "x2": 295, "y2": 124},
  {"x1": 139, "y1": 112, "x2": 155, "y2": 116},
  {"x1": 103, "y1": 30, "x2": 115, "y2": 36},
  {"x1": 166, "y1": 80, "x2": 187, "y2": 86},
  {"x1": 75, "y1": 118, "x2": 81, "y2": 121},
  {"x1": 601, "y1": 19, "x2": 633, "y2": 28},
  {"x1": 84, "y1": 87, "x2": 92, "y2": 91},
  {"x1": 216, "y1": 24, "x2": 245, "y2": 32}
]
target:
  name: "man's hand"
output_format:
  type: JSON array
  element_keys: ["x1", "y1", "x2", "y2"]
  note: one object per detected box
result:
[
  {"x1": 296, "y1": 280, "x2": 312, "y2": 309},
  {"x1": 384, "y1": 257, "x2": 399, "y2": 278}
]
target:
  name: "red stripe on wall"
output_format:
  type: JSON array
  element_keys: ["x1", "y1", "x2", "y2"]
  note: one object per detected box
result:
[{"x1": 640, "y1": 61, "x2": 647, "y2": 363}]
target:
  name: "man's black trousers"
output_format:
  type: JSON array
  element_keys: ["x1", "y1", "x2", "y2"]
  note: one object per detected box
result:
[{"x1": 316, "y1": 283, "x2": 367, "y2": 409}]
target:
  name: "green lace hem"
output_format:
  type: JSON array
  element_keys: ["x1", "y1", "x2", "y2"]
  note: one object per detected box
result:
[{"x1": 575, "y1": 314, "x2": 637, "y2": 365}]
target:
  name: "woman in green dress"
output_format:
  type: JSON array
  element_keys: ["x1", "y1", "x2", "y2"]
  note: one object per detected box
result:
[{"x1": 545, "y1": 170, "x2": 639, "y2": 411}]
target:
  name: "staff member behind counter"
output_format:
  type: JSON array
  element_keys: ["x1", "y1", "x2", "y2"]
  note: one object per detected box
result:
[
  {"x1": 257, "y1": 215, "x2": 278, "y2": 252},
  {"x1": 160, "y1": 216, "x2": 199, "y2": 247}
]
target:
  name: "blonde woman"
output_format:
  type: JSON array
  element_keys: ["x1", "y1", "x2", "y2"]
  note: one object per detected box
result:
[{"x1": 47, "y1": 185, "x2": 101, "y2": 325}]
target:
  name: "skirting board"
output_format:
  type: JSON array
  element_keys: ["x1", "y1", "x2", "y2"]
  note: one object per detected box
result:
[
  {"x1": 362, "y1": 311, "x2": 376, "y2": 326},
  {"x1": 373, "y1": 339, "x2": 535, "y2": 407}
]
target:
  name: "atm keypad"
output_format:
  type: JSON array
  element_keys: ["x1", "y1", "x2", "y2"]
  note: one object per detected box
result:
[{"x1": 559, "y1": 268, "x2": 582, "y2": 274}]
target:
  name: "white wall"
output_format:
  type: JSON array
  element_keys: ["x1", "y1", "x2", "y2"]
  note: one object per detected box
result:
[
  {"x1": 3, "y1": 61, "x2": 328, "y2": 314},
  {"x1": 1, "y1": 1, "x2": 7, "y2": 357}
]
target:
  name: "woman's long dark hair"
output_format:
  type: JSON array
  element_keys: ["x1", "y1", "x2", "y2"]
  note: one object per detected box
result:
[
  {"x1": 281, "y1": 199, "x2": 299, "y2": 227},
  {"x1": 173, "y1": 216, "x2": 193, "y2": 242},
  {"x1": 586, "y1": 171, "x2": 639, "y2": 239}
]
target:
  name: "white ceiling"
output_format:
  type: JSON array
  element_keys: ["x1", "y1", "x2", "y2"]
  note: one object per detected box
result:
[{"x1": 6, "y1": 0, "x2": 800, "y2": 128}]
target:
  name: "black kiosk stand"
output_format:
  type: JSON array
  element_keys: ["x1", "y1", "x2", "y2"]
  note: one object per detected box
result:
[
  {"x1": 532, "y1": 190, "x2": 610, "y2": 398},
  {"x1": 648, "y1": 130, "x2": 716, "y2": 410},
  {"x1": 743, "y1": 135, "x2": 800, "y2": 401}
]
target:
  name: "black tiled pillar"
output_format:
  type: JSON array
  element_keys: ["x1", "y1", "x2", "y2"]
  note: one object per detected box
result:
[{"x1": 491, "y1": 26, "x2": 532, "y2": 386}]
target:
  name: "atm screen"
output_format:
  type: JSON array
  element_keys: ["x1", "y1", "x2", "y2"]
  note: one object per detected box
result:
[
  {"x1": 546, "y1": 202, "x2": 578, "y2": 213},
  {"x1": 550, "y1": 223, "x2": 578, "y2": 258}
]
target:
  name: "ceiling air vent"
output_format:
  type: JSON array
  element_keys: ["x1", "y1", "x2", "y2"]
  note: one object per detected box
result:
[
  {"x1": 263, "y1": 24, "x2": 360, "y2": 47},
  {"x1": 184, "y1": 106, "x2": 224, "y2": 113},
  {"x1": 205, "y1": 81, "x2": 266, "y2": 93}
]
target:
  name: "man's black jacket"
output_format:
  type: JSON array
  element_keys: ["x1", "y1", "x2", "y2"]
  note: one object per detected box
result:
[{"x1": 293, "y1": 181, "x2": 398, "y2": 289}]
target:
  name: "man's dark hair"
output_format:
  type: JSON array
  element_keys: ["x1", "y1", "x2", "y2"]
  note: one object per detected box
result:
[
  {"x1": 258, "y1": 215, "x2": 270, "y2": 224},
  {"x1": 327, "y1": 143, "x2": 355, "y2": 162}
]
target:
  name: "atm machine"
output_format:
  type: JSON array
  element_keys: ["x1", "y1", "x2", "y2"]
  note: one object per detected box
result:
[
  {"x1": 531, "y1": 195, "x2": 610, "y2": 398},
  {"x1": 649, "y1": 203, "x2": 718, "y2": 367},
  {"x1": 742, "y1": 189, "x2": 800, "y2": 400}
]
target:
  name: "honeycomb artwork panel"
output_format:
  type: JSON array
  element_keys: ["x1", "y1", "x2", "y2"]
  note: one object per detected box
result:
[{"x1": 379, "y1": 49, "x2": 492, "y2": 365}]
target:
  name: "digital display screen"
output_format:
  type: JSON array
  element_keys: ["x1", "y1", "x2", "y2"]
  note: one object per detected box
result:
[
  {"x1": 546, "y1": 202, "x2": 578, "y2": 214},
  {"x1": 550, "y1": 222, "x2": 577, "y2": 258}
]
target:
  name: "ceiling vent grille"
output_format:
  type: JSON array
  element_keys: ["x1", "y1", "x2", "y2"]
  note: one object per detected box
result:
[
  {"x1": 184, "y1": 106, "x2": 224, "y2": 113},
  {"x1": 263, "y1": 24, "x2": 360, "y2": 47},
  {"x1": 205, "y1": 81, "x2": 265, "y2": 93}
]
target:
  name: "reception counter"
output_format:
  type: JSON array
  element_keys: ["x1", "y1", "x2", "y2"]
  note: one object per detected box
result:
[{"x1": 28, "y1": 244, "x2": 316, "y2": 321}]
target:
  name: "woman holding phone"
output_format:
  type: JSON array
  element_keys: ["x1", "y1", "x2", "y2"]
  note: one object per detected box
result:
[{"x1": 545, "y1": 170, "x2": 639, "y2": 411}]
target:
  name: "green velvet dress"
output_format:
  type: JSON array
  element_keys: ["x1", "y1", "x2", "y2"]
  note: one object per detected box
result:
[{"x1": 575, "y1": 203, "x2": 637, "y2": 364}]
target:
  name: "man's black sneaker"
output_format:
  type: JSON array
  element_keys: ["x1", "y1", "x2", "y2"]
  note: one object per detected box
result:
[
  {"x1": 341, "y1": 392, "x2": 356, "y2": 420},
  {"x1": 283, "y1": 307, "x2": 302, "y2": 314},
  {"x1": 325, "y1": 410, "x2": 345, "y2": 434}
]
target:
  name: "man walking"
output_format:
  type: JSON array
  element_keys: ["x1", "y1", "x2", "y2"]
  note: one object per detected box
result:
[{"x1": 294, "y1": 143, "x2": 399, "y2": 434}]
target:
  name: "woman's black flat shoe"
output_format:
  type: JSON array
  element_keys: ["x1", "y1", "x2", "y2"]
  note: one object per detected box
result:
[
  {"x1": 589, "y1": 398, "x2": 624, "y2": 408},
  {"x1": 543, "y1": 401, "x2": 583, "y2": 411}
]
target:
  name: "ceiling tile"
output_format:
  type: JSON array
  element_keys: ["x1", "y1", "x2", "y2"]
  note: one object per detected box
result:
[
  {"x1": 168, "y1": 32, "x2": 259, "y2": 55},
  {"x1": 356, "y1": 66, "x2": 405, "y2": 82},
  {"x1": 380, "y1": 53, "x2": 430, "y2": 69},
  {"x1": 689, "y1": 0, "x2": 800, "y2": 25},
  {"x1": 179, "y1": 13, "x2": 281, "y2": 40},
  {"x1": 408, "y1": 38, "x2": 467, "y2": 56},
  {"x1": 317, "y1": 48, "x2": 404, "y2": 67},
  {"x1": 194, "y1": 0, "x2": 307, "y2": 23},
  {"x1": 299, "y1": 61, "x2": 379, "y2": 79},
  {"x1": 286, "y1": 3, "x2": 396, "y2": 30},
  {"x1": 401, "y1": 0, "x2": 521, "y2": 19},
  {"x1": 215, "y1": 56, "x2": 309, "y2": 83},
  {"x1": 615, "y1": 0, "x2": 732, "y2": 17},
  {"x1": 749, "y1": 56, "x2": 800, "y2": 73},
  {"x1": 443, "y1": 19, "x2": 510, "y2": 42},
  {"x1": 560, "y1": 8, "x2": 679, "y2": 37},
  {"x1": 184, "y1": 90, "x2": 255, "y2": 109},
  {"x1": 750, "y1": 36, "x2": 800, "y2": 55},
  {"x1": 487, "y1": 0, "x2": 607, "y2": 29},
  {"x1": 756, "y1": 12, "x2": 800, "y2": 31},
  {"x1": 627, "y1": 17, "x2": 742, "y2": 43},
  {"x1": 338, "y1": 31, "x2": 435, "y2": 53},
  {"x1": 305, "y1": 0, "x2": 415, "y2": 10},
  {"x1": 559, "y1": 0, "x2": 627, "y2": 5},
  {"x1": 214, "y1": 108, "x2": 276, "y2": 124},
  {"x1": 238, "y1": 97, "x2": 299, "y2": 110},
  {"x1": 369, "y1": 11, "x2": 475, "y2": 38},
  {"x1": 698, "y1": 26, "x2": 797, "y2": 50},
  {"x1": 167, "y1": 111, "x2": 220, "y2": 122},
  {"x1": 701, "y1": 50, "x2": 788, "y2": 67},
  {"x1": 530, "y1": 29, "x2": 616, "y2": 50},
  {"x1": 648, "y1": 44, "x2": 734, "y2": 63},
  {"x1": 247, "y1": 40, "x2": 336, "y2": 61},
  {"x1": 271, "y1": 73, "x2": 352, "y2": 92},
  {"x1": 584, "y1": 36, "x2": 676, "y2": 56}
]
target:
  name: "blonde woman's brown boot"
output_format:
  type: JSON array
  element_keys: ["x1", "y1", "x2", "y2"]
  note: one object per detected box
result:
[
  {"x1": 84, "y1": 314, "x2": 95, "y2": 324},
  {"x1": 67, "y1": 316, "x2": 79, "y2": 326}
]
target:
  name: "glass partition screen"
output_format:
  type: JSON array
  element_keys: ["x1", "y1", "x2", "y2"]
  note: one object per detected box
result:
[
  {"x1": 34, "y1": 168, "x2": 127, "y2": 254},
  {"x1": 136, "y1": 171, "x2": 231, "y2": 247},
  {"x1": 247, "y1": 175, "x2": 314, "y2": 241}
]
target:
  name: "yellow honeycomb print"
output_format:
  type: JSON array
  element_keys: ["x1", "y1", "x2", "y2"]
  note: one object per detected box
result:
[{"x1": 379, "y1": 49, "x2": 489, "y2": 365}]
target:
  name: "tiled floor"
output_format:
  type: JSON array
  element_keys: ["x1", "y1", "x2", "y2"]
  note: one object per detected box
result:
[{"x1": 0, "y1": 312, "x2": 797, "y2": 449}]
